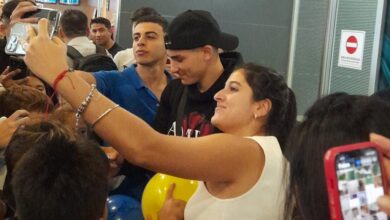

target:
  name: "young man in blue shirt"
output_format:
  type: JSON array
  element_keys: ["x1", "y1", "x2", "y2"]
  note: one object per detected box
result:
[
  {"x1": 79, "y1": 14, "x2": 170, "y2": 125},
  {"x1": 75, "y1": 13, "x2": 170, "y2": 220}
]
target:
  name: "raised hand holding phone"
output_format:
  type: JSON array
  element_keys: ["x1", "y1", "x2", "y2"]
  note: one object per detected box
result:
[
  {"x1": 6, "y1": 5, "x2": 60, "y2": 56},
  {"x1": 324, "y1": 142, "x2": 388, "y2": 220},
  {"x1": 8, "y1": 1, "x2": 39, "y2": 29},
  {"x1": 24, "y1": 18, "x2": 68, "y2": 85}
]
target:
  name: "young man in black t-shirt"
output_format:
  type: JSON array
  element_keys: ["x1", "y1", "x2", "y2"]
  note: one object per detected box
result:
[
  {"x1": 90, "y1": 17, "x2": 123, "y2": 57},
  {"x1": 153, "y1": 10, "x2": 243, "y2": 137}
]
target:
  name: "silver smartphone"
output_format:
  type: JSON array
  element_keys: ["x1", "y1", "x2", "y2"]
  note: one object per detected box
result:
[{"x1": 5, "y1": 8, "x2": 60, "y2": 56}]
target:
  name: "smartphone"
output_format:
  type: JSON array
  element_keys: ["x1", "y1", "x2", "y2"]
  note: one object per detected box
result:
[
  {"x1": 324, "y1": 142, "x2": 388, "y2": 220},
  {"x1": 8, "y1": 56, "x2": 28, "y2": 80},
  {"x1": 5, "y1": 8, "x2": 60, "y2": 56}
]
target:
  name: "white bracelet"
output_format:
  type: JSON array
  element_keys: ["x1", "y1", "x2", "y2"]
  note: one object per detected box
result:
[
  {"x1": 75, "y1": 84, "x2": 96, "y2": 129},
  {"x1": 91, "y1": 104, "x2": 120, "y2": 129}
]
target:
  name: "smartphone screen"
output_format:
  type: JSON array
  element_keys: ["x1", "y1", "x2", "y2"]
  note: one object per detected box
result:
[
  {"x1": 5, "y1": 8, "x2": 60, "y2": 56},
  {"x1": 335, "y1": 148, "x2": 387, "y2": 220}
]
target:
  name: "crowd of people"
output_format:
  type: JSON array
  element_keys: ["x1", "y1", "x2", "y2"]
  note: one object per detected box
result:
[{"x1": 0, "y1": 0, "x2": 390, "y2": 219}]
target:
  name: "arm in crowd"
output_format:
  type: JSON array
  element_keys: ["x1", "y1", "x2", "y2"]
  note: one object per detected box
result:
[
  {"x1": 0, "y1": 67, "x2": 27, "y2": 89},
  {"x1": 9, "y1": 1, "x2": 96, "y2": 86},
  {"x1": 75, "y1": 71, "x2": 96, "y2": 84},
  {"x1": 0, "y1": 110, "x2": 29, "y2": 148}
]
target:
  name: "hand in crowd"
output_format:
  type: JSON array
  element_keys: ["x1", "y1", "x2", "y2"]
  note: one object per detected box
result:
[
  {"x1": 24, "y1": 18, "x2": 68, "y2": 85},
  {"x1": 157, "y1": 183, "x2": 186, "y2": 220},
  {"x1": 0, "y1": 66, "x2": 27, "y2": 88},
  {"x1": 0, "y1": 110, "x2": 30, "y2": 148},
  {"x1": 9, "y1": 1, "x2": 38, "y2": 29},
  {"x1": 101, "y1": 146, "x2": 124, "y2": 177},
  {"x1": 370, "y1": 133, "x2": 390, "y2": 215}
]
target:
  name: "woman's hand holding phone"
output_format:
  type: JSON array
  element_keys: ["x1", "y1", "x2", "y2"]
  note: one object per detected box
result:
[
  {"x1": 6, "y1": 1, "x2": 60, "y2": 56},
  {"x1": 324, "y1": 141, "x2": 388, "y2": 220},
  {"x1": 370, "y1": 133, "x2": 390, "y2": 215},
  {"x1": 9, "y1": 1, "x2": 39, "y2": 30}
]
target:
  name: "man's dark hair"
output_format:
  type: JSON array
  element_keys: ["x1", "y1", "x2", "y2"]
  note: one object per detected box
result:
[
  {"x1": 134, "y1": 14, "x2": 168, "y2": 32},
  {"x1": 130, "y1": 7, "x2": 160, "y2": 23},
  {"x1": 237, "y1": 63, "x2": 297, "y2": 150},
  {"x1": 11, "y1": 121, "x2": 109, "y2": 220},
  {"x1": 90, "y1": 17, "x2": 111, "y2": 29},
  {"x1": 59, "y1": 9, "x2": 88, "y2": 38}
]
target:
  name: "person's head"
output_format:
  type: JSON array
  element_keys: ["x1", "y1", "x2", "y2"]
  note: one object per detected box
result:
[
  {"x1": 10, "y1": 121, "x2": 109, "y2": 220},
  {"x1": 89, "y1": 17, "x2": 113, "y2": 47},
  {"x1": 58, "y1": 9, "x2": 88, "y2": 41},
  {"x1": 3, "y1": 118, "x2": 69, "y2": 211},
  {"x1": 211, "y1": 63, "x2": 296, "y2": 147},
  {"x1": 0, "y1": 85, "x2": 53, "y2": 117},
  {"x1": 49, "y1": 103, "x2": 88, "y2": 136},
  {"x1": 130, "y1": 7, "x2": 160, "y2": 30},
  {"x1": 284, "y1": 93, "x2": 390, "y2": 220},
  {"x1": 132, "y1": 15, "x2": 168, "y2": 67},
  {"x1": 25, "y1": 74, "x2": 46, "y2": 95},
  {"x1": 165, "y1": 10, "x2": 239, "y2": 85}
]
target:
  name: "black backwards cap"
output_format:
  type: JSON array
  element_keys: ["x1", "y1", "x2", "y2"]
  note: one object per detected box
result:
[{"x1": 165, "y1": 10, "x2": 239, "y2": 51}]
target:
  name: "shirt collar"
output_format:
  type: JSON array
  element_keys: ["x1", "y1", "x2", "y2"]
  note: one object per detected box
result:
[
  {"x1": 125, "y1": 64, "x2": 173, "y2": 90},
  {"x1": 67, "y1": 36, "x2": 93, "y2": 46}
]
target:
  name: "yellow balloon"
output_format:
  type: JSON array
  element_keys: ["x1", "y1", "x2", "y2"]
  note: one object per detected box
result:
[{"x1": 141, "y1": 173, "x2": 198, "y2": 220}]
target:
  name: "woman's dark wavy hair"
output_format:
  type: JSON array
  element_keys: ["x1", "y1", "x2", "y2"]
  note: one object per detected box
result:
[
  {"x1": 238, "y1": 63, "x2": 297, "y2": 150},
  {"x1": 283, "y1": 93, "x2": 390, "y2": 220}
]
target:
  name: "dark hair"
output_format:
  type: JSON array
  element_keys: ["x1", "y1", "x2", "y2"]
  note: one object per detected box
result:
[
  {"x1": 0, "y1": 0, "x2": 35, "y2": 24},
  {"x1": 133, "y1": 14, "x2": 168, "y2": 32},
  {"x1": 1, "y1": 0, "x2": 19, "y2": 24},
  {"x1": 59, "y1": 9, "x2": 88, "y2": 38},
  {"x1": 11, "y1": 121, "x2": 109, "y2": 220},
  {"x1": 371, "y1": 88, "x2": 390, "y2": 103},
  {"x1": 2, "y1": 120, "x2": 74, "y2": 212},
  {"x1": 90, "y1": 17, "x2": 111, "y2": 29},
  {"x1": 130, "y1": 7, "x2": 160, "y2": 23},
  {"x1": 284, "y1": 93, "x2": 390, "y2": 220},
  {"x1": 238, "y1": 63, "x2": 296, "y2": 150},
  {"x1": 0, "y1": 85, "x2": 53, "y2": 117}
]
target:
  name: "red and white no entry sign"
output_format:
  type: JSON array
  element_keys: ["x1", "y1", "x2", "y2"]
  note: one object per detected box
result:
[
  {"x1": 338, "y1": 30, "x2": 365, "y2": 70},
  {"x1": 346, "y1": 36, "x2": 358, "y2": 54}
]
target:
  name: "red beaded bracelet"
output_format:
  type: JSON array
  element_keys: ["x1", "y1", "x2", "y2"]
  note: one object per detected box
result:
[{"x1": 44, "y1": 68, "x2": 73, "y2": 117}]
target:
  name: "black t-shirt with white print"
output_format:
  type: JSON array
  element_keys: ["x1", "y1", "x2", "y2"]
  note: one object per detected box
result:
[{"x1": 153, "y1": 51, "x2": 243, "y2": 137}]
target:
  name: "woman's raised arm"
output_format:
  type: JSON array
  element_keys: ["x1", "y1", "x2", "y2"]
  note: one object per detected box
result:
[{"x1": 24, "y1": 19, "x2": 264, "y2": 183}]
